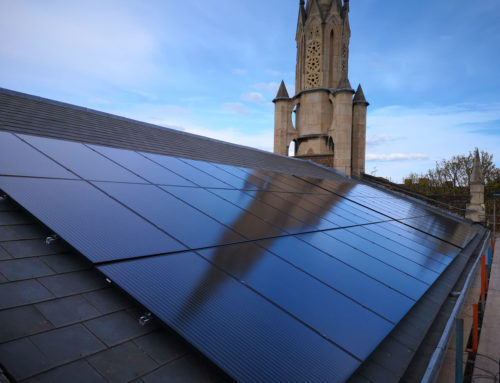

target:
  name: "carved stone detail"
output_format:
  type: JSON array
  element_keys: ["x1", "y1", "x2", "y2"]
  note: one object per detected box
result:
[{"x1": 305, "y1": 36, "x2": 322, "y2": 89}]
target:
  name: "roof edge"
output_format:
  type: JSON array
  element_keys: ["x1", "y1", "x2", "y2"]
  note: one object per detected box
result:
[{"x1": 0, "y1": 87, "x2": 320, "y2": 168}]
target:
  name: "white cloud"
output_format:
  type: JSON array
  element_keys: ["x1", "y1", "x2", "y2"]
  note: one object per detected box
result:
[
  {"x1": 222, "y1": 102, "x2": 250, "y2": 116},
  {"x1": 241, "y1": 92, "x2": 268, "y2": 105},
  {"x1": 366, "y1": 153, "x2": 429, "y2": 162},
  {"x1": 366, "y1": 134, "x2": 394, "y2": 146},
  {"x1": 182, "y1": 126, "x2": 273, "y2": 152},
  {"x1": 253, "y1": 82, "x2": 280, "y2": 95}
]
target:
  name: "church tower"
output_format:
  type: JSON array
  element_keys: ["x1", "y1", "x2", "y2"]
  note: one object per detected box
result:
[{"x1": 273, "y1": 0, "x2": 369, "y2": 177}]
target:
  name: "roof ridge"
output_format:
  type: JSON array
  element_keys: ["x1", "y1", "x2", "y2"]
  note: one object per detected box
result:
[{"x1": 0, "y1": 87, "x2": 337, "y2": 177}]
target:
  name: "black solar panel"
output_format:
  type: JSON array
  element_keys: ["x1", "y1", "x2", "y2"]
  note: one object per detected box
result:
[
  {"x1": 0, "y1": 131, "x2": 480, "y2": 382},
  {"x1": 0, "y1": 132, "x2": 76, "y2": 179},
  {"x1": 0, "y1": 176, "x2": 186, "y2": 262},
  {"x1": 90, "y1": 144, "x2": 196, "y2": 186},
  {"x1": 297, "y1": 230, "x2": 430, "y2": 301},
  {"x1": 95, "y1": 181, "x2": 245, "y2": 249},
  {"x1": 98, "y1": 252, "x2": 362, "y2": 382},
  {"x1": 259, "y1": 236, "x2": 414, "y2": 322},
  {"x1": 163, "y1": 186, "x2": 283, "y2": 239},
  {"x1": 21, "y1": 134, "x2": 144, "y2": 183},
  {"x1": 297, "y1": 175, "x2": 478, "y2": 248},
  {"x1": 142, "y1": 152, "x2": 230, "y2": 188}
]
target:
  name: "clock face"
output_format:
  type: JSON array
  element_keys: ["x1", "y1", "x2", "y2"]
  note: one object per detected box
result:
[{"x1": 305, "y1": 40, "x2": 321, "y2": 89}]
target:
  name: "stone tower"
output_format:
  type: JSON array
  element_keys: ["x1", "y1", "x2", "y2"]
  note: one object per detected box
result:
[
  {"x1": 465, "y1": 149, "x2": 486, "y2": 223},
  {"x1": 273, "y1": 0, "x2": 369, "y2": 177}
]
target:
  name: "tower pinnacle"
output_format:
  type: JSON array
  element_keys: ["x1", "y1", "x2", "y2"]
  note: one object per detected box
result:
[
  {"x1": 275, "y1": 81, "x2": 290, "y2": 99},
  {"x1": 274, "y1": 2, "x2": 368, "y2": 177},
  {"x1": 466, "y1": 148, "x2": 486, "y2": 222},
  {"x1": 471, "y1": 148, "x2": 482, "y2": 184}
]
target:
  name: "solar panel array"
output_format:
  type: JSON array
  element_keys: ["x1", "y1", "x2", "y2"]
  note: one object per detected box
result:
[{"x1": 0, "y1": 131, "x2": 478, "y2": 382}]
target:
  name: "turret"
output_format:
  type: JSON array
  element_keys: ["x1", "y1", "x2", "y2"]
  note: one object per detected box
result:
[
  {"x1": 273, "y1": 81, "x2": 296, "y2": 156},
  {"x1": 273, "y1": 1, "x2": 366, "y2": 175},
  {"x1": 352, "y1": 85, "x2": 369, "y2": 177}
]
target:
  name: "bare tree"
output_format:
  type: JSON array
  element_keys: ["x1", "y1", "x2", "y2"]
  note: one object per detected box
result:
[{"x1": 404, "y1": 150, "x2": 500, "y2": 189}]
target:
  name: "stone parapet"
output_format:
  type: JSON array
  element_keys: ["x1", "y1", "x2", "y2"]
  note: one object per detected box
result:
[{"x1": 295, "y1": 154, "x2": 334, "y2": 168}]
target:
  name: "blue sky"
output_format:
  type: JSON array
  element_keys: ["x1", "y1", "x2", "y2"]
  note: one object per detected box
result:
[{"x1": 1, "y1": 0, "x2": 499, "y2": 181}]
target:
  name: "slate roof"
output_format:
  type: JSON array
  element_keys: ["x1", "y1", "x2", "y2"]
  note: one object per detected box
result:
[
  {"x1": 0, "y1": 87, "x2": 488, "y2": 382},
  {"x1": 0, "y1": 195, "x2": 229, "y2": 382},
  {"x1": 0, "y1": 88, "x2": 338, "y2": 180}
]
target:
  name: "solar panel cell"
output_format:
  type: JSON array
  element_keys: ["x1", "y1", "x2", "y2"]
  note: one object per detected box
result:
[
  {"x1": 0, "y1": 177, "x2": 185, "y2": 262},
  {"x1": 259, "y1": 236, "x2": 415, "y2": 323},
  {"x1": 94, "y1": 182, "x2": 244, "y2": 250},
  {"x1": 0, "y1": 132, "x2": 76, "y2": 179},
  {"x1": 99, "y1": 252, "x2": 362, "y2": 383},
  {"x1": 162, "y1": 186, "x2": 283, "y2": 239},
  {"x1": 181, "y1": 159, "x2": 260, "y2": 190},
  {"x1": 209, "y1": 188, "x2": 314, "y2": 234},
  {"x1": 198, "y1": 243, "x2": 394, "y2": 359},
  {"x1": 141, "y1": 153, "x2": 229, "y2": 188},
  {"x1": 90, "y1": 145, "x2": 196, "y2": 186},
  {"x1": 20, "y1": 134, "x2": 143, "y2": 183},
  {"x1": 326, "y1": 229, "x2": 439, "y2": 285},
  {"x1": 299, "y1": 231, "x2": 429, "y2": 300}
]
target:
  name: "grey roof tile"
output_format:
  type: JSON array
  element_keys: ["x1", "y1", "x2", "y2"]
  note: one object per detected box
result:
[
  {"x1": 0, "y1": 257, "x2": 55, "y2": 281},
  {"x1": 30, "y1": 324, "x2": 106, "y2": 367},
  {"x1": 41, "y1": 253, "x2": 92, "y2": 273},
  {"x1": 0, "y1": 197, "x2": 16, "y2": 212},
  {"x1": 83, "y1": 287, "x2": 134, "y2": 315},
  {"x1": 0, "y1": 210, "x2": 35, "y2": 225},
  {"x1": 0, "y1": 238, "x2": 69, "y2": 259},
  {"x1": 0, "y1": 337, "x2": 53, "y2": 380},
  {"x1": 38, "y1": 270, "x2": 107, "y2": 297},
  {"x1": 0, "y1": 279, "x2": 54, "y2": 309},
  {"x1": 35, "y1": 295, "x2": 101, "y2": 327},
  {"x1": 142, "y1": 354, "x2": 221, "y2": 383},
  {"x1": 87, "y1": 341, "x2": 158, "y2": 383},
  {"x1": 0, "y1": 305, "x2": 53, "y2": 343},
  {"x1": 0, "y1": 224, "x2": 50, "y2": 241},
  {"x1": 84, "y1": 310, "x2": 151, "y2": 347},
  {"x1": 134, "y1": 330, "x2": 188, "y2": 365},
  {"x1": 0, "y1": 244, "x2": 11, "y2": 260},
  {"x1": 0, "y1": 200, "x2": 232, "y2": 382},
  {"x1": 349, "y1": 360, "x2": 399, "y2": 383},
  {"x1": 22, "y1": 360, "x2": 106, "y2": 383}
]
